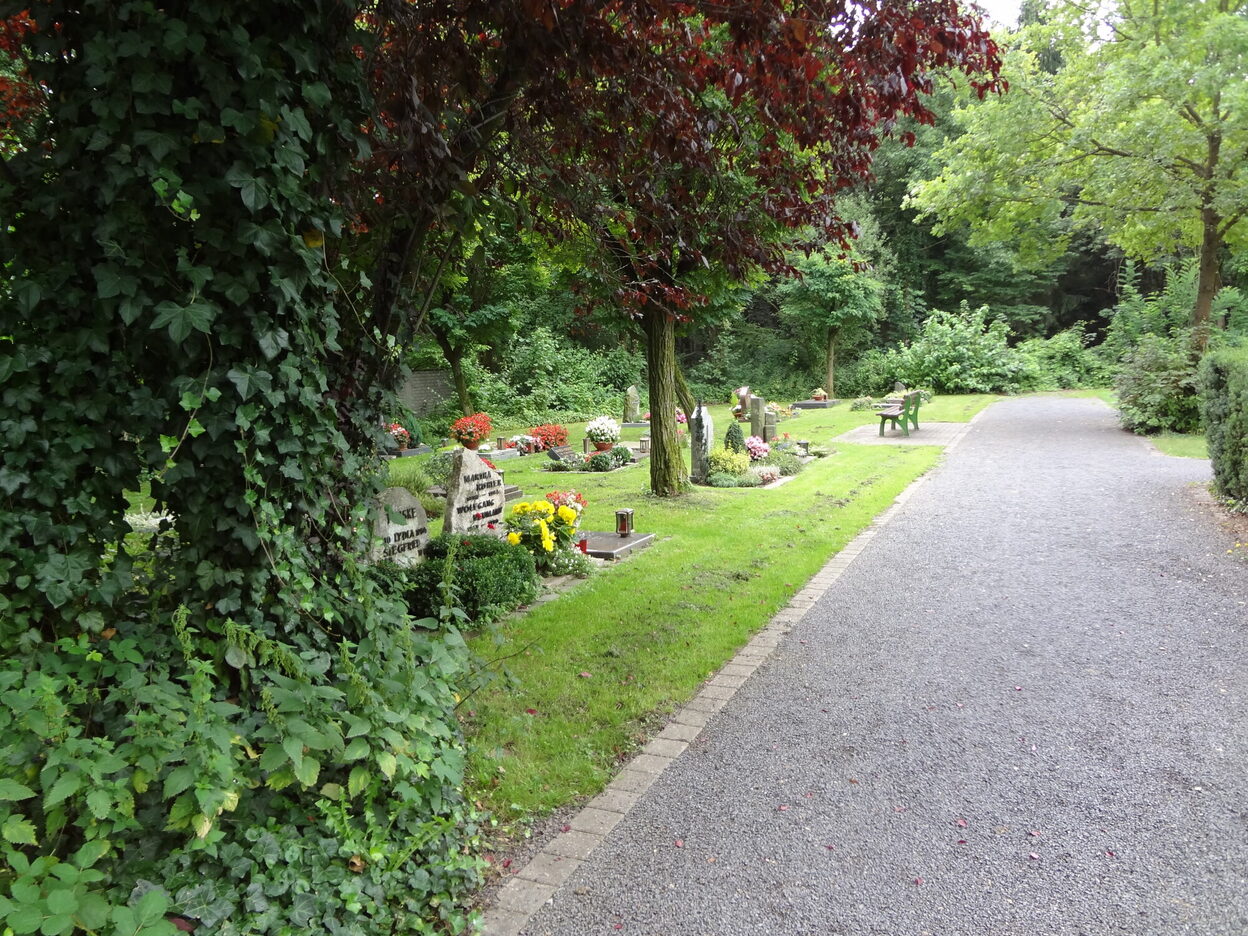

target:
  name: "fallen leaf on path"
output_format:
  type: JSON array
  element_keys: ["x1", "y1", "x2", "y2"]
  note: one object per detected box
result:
[
  {"x1": 955, "y1": 818, "x2": 968, "y2": 828},
  {"x1": 913, "y1": 877, "x2": 925, "y2": 885},
  {"x1": 1029, "y1": 853, "x2": 1039, "y2": 860},
  {"x1": 674, "y1": 839, "x2": 684, "y2": 847},
  {"x1": 578, "y1": 671, "x2": 592, "y2": 678},
  {"x1": 957, "y1": 840, "x2": 967, "y2": 845},
  {"x1": 525, "y1": 708, "x2": 538, "y2": 715},
  {"x1": 561, "y1": 824, "x2": 572, "y2": 832},
  {"x1": 777, "y1": 804, "x2": 789, "y2": 811}
]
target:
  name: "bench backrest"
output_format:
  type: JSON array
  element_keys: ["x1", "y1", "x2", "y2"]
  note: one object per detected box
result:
[
  {"x1": 902, "y1": 391, "x2": 921, "y2": 414},
  {"x1": 546, "y1": 444, "x2": 576, "y2": 461}
]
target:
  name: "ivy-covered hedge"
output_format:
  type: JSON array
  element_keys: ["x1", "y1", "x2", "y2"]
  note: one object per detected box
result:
[
  {"x1": 0, "y1": 4, "x2": 479, "y2": 935},
  {"x1": 1200, "y1": 348, "x2": 1248, "y2": 507}
]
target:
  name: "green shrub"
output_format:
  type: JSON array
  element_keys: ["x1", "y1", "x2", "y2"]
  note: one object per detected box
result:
[
  {"x1": 705, "y1": 471, "x2": 760, "y2": 488},
  {"x1": 609, "y1": 445, "x2": 633, "y2": 467},
  {"x1": 585, "y1": 452, "x2": 614, "y2": 472},
  {"x1": 543, "y1": 456, "x2": 581, "y2": 472},
  {"x1": 849, "y1": 396, "x2": 875, "y2": 411},
  {"x1": 1016, "y1": 326, "x2": 1112, "y2": 390},
  {"x1": 884, "y1": 303, "x2": 1027, "y2": 393},
  {"x1": 836, "y1": 348, "x2": 894, "y2": 397},
  {"x1": 708, "y1": 449, "x2": 750, "y2": 475},
  {"x1": 1200, "y1": 348, "x2": 1248, "y2": 506},
  {"x1": 759, "y1": 452, "x2": 804, "y2": 476},
  {"x1": 397, "y1": 535, "x2": 538, "y2": 623},
  {"x1": 723, "y1": 421, "x2": 745, "y2": 454},
  {"x1": 1115, "y1": 334, "x2": 1201, "y2": 433}
]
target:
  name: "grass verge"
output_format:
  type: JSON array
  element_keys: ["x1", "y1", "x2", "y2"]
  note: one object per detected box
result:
[
  {"x1": 429, "y1": 395, "x2": 998, "y2": 820},
  {"x1": 1150, "y1": 432, "x2": 1209, "y2": 459}
]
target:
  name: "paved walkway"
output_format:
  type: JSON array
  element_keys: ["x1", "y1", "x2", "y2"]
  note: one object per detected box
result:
[{"x1": 498, "y1": 397, "x2": 1248, "y2": 936}]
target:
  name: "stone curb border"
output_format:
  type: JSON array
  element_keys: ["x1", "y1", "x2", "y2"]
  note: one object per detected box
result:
[{"x1": 479, "y1": 414, "x2": 983, "y2": 935}]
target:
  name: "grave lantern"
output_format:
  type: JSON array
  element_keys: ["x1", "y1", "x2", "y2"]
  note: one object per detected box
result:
[
  {"x1": 639, "y1": 435, "x2": 650, "y2": 454},
  {"x1": 615, "y1": 508, "x2": 634, "y2": 537},
  {"x1": 797, "y1": 439, "x2": 810, "y2": 457},
  {"x1": 496, "y1": 436, "x2": 507, "y2": 450}
]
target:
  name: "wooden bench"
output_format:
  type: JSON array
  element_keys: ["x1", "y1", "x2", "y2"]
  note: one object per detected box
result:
[
  {"x1": 546, "y1": 444, "x2": 576, "y2": 462},
  {"x1": 878, "y1": 391, "x2": 921, "y2": 437}
]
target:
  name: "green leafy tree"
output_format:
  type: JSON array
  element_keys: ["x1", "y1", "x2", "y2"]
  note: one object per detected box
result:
[
  {"x1": 775, "y1": 246, "x2": 885, "y2": 397},
  {"x1": 909, "y1": 0, "x2": 1248, "y2": 344}
]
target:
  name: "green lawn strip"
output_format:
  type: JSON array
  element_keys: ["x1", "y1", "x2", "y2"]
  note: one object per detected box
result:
[
  {"x1": 461, "y1": 441, "x2": 942, "y2": 818},
  {"x1": 1149, "y1": 432, "x2": 1208, "y2": 459}
]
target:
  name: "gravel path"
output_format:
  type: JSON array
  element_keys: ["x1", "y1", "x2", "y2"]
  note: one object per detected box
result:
[{"x1": 520, "y1": 397, "x2": 1248, "y2": 936}]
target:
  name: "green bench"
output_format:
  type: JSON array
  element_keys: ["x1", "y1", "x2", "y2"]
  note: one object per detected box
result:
[{"x1": 878, "y1": 391, "x2": 921, "y2": 437}]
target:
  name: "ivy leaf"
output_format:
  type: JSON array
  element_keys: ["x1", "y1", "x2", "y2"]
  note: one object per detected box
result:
[{"x1": 151, "y1": 300, "x2": 215, "y2": 343}]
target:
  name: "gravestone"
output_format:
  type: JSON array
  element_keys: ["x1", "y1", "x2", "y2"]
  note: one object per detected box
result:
[
  {"x1": 762, "y1": 410, "x2": 777, "y2": 443},
  {"x1": 749, "y1": 395, "x2": 766, "y2": 439},
  {"x1": 443, "y1": 449, "x2": 506, "y2": 535},
  {"x1": 894, "y1": 381, "x2": 907, "y2": 393},
  {"x1": 624, "y1": 385, "x2": 640, "y2": 422},
  {"x1": 372, "y1": 487, "x2": 429, "y2": 566},
  {"x1": 690, "y1": 403, "x2": 713, "y2": 484}
]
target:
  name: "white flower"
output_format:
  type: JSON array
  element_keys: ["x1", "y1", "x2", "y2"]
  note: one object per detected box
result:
[{"x1": 584, "y1": 416, "x2": 621, "y2": 443}]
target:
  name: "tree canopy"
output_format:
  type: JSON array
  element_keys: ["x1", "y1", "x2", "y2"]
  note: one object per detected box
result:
[{"x1": 909, "y1": 0, "x2": 1248, "y2": 339}]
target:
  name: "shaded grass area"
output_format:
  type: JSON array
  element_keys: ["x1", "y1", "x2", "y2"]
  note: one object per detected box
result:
[
  {"x1": 440, "y1": 395, "x2": 999, "y2": 819},
  {"x1": 1150, "y1": 432, "x2": 1209, "y2": 459}
]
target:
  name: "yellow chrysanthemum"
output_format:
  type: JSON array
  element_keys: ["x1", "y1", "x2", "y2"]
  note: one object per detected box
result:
[
  {"x1": 533, "y1": 500, "x2": 554, "y2": 516},
  {"x1": 512, "y1": 502, "x2": 530, "y2": 515},
  {"x1": 506, "y1": 532, "x2": 521, "y2": 546},
  {"x1": 556, "y1": 505, "x2": 577, "y2": 524}
]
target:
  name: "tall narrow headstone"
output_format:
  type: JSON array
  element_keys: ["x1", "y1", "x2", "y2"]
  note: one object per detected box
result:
[
  {"x1": 763, "y1": 410, "x2": 778, "y2": 443},
  {"x1": 749, "y1": 395, "x2": 766, "y2": 439},
  {"x1": 371, "y1": 487, "x2": 429, "y2": 566},
  {"x1": 443, "y1": 449, "x2": 506, "y2": 535},
  {"x1": 690, "y1": 402, "x2": 714, "y2": 484},
  {"x1": 624, "y1": 385, "x2": 640, "y2": 422}
]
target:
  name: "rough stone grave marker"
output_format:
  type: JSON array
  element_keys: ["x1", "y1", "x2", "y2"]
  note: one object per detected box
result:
[
  {"x1": 371, "y1": 487, "x2": 429, "y2": 566},
  {"x1": 749, "y1": 395, "x2": 766, "y2": 439},
  {"x1": 624, "y1": 385, "x2": 640, "y2": 423},
  {"x1": 443, "y1": 449, "x2": 506, "y2": 535},
  {"x1": 690, "y1": 402, "x2": 713, "y2": 483}
]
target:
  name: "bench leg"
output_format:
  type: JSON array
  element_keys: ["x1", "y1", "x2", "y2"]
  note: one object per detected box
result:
[
  {"x1": 898, "y1": 419, "x2": 909, "y2": 437},
  {"x1": 878, "y1": 418, "x2": 887, "y2": 437}
]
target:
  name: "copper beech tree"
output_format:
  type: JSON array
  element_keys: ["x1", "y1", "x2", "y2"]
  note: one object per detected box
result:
[{"x1": 356, "y1": 0, "x2": 1003, "y2": 494}]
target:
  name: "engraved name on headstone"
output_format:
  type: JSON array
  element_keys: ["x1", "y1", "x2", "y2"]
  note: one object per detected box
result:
[
  {"x1": 372, "y1": 487, "x2": 429, "y2": 566},
  {"x1": 443, "y1": 449, "x2": 506, "y2": 535}
]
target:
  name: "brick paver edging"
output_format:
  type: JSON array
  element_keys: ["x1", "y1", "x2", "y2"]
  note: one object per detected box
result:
[{"x1": 478, "y1": 415, "x2": 982, "y2": 935}]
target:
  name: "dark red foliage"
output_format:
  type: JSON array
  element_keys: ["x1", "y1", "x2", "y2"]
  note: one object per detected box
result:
[{"x1": 357, "y1": 0, "x2": 1002, "y2": 318}]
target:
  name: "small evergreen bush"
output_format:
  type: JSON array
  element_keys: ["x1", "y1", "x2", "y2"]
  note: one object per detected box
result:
[
  {"x1": 609, "y1": 445, "x2": 633, "y2": 467},
  {"x1": 849, "y1": 396, "x2": 875, "y2": 411},
  {"x1": 724, "y1": 421, "x2": 745, "y2": 454},
  {"x1": 1200, "y1": 348, "x2": 1248, "y2": 507},
  {"x1": 1115, "y1": 334, "x2": 1201, "y2": 433}
]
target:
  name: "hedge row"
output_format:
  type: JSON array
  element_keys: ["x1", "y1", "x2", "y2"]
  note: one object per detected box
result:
[{"x1": 1199, "y1": 348, "x2": 1248, "y2": 506}]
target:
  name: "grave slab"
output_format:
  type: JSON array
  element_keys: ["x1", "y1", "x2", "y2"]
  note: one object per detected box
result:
[{"x1": 581, "y1": 531, "x2": 656, "y2": 560}]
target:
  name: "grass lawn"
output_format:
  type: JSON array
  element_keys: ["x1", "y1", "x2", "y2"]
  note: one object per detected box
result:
[
  {"x1": 394, "y1": 394, "x2": 999, "y2": 821},
  {"x1": 1150, "y1": 432, "x2": 1209, "y2": 459}
]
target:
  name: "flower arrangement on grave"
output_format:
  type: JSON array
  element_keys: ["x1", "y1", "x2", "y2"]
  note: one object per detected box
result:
[
  {"x1": 744, "y1": 435, "x2": 770, "y2": 460},
  {"x1": 584, "y1": 416, "x2": 621, "y2": 444},
  {"x1": 642, "y1": 409, "x2": 686, "y2": 424},
  {"x1": 387, "y1": 422, "x2": 411, "y2": 449},
  {"x1": 450, "y1": 412, "x2": 492, "y2": 447},
  {"x1": 505, "y1": 497, "x2": 581, "y2": 573},
  {"x1": 506, "y1": 433, "x2": 540, "y2": 454},
  {"x1": 546, "y1": 489, "x2": 588, "y2": 514},
  {"x1": 751, "y1": 464, "x2": 782, "y2": 484},
  {"x1": 530, "y1": 423, "x2": 568, "y2": 450},
  {"x1": 811, "y1": 387, "x2": 827, "y2": 400}
]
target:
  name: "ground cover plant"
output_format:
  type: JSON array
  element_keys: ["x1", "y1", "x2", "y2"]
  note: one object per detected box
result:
[{"x1": 433, "y1": 397, "x2": 998, "y2": 820}]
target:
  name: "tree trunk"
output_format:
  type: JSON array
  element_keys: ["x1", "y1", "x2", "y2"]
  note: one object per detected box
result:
[
  {"x1": 642, "y1": 307, "x2": 687, "y2": 496},
  {"x1": 825, "y1": 328, "x2": 837, "y2": 398},
  {"x1": 1192, "y1": 206, "x2": 1222, "y2": 352},
  {"x1": 431, "y1": 327, "x2": 473, "y2": 415}
]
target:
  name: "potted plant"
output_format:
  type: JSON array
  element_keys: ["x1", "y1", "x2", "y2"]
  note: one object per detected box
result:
[
  {"x1": 450, "y1": 412, "x2": 492, "y2": 450},
  {"x1": 584, "y1": 416, "x2": 621, "y2": 451},
  {"x1": 811, "y1": 387, "x2": 828, "y2": 401},
  {"x1": 387, "y1": 421, "x2": 411, "y2": 451}
]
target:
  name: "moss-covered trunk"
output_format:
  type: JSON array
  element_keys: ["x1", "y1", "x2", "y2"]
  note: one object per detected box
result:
[{"x1": 642, "y1": 307, "x2": 687, "y2": 496}]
